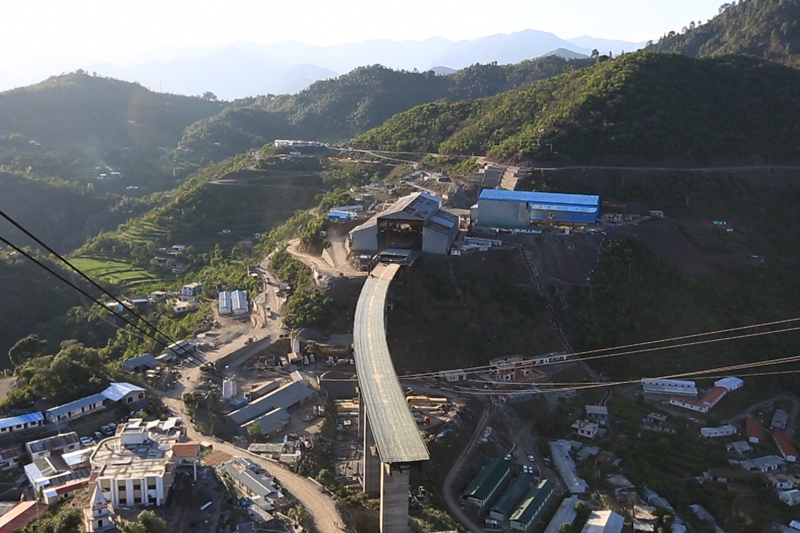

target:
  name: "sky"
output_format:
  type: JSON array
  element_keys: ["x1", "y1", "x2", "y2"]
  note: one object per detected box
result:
[{"x1": 4, "y1": 0, "x2": 725, "y2": 66}]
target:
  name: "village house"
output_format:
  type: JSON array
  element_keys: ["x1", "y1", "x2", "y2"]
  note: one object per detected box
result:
[{"x1": 585, "y1": 405, "x2": 608, "y2": 426}]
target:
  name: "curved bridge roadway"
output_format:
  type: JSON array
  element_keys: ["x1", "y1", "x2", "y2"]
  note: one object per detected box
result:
[{"x1": 353, "y1": 263, "x2": 429, "y2": 465}]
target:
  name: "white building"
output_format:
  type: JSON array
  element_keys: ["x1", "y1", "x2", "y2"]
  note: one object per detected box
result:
[
  {"x1": 231, "y1": 290, "x2": 249, "y2": 316},
  {"x1": 642, "y1": 378, "x2": 697, "y2": 396},
  {"x1": 219, "y1": 291, "x2": 232, "y2": 315},
  {"x1": 700, "y1": 425, "x2": 737, "y2": 438},
  {"x1": 581, "y1": 510, "x2": 625, "y2": 533},
  {"x1": 740, "y1": 455, "x2": 784, "y2": 472},
  {"x1": 714, "y1": 377, "x2": 743, "y2": 391},
  {"x1": 90, "y1": 417, "x2": 199, "y2": 508},
  {"x1": 0, "y1": 411, "x2": 44, "y2": 435},
  {"x1": 572, "y1": 420, "x2": 600, "y2": 439},
  {"x1": 779, "y1": 489, "x2": 800, "y2": 506},
  {"x1": 26, "y1": 432, "x2": 81, "y2": 460},
  {"x1": 438, "y1": 369, "x2": 467, "y2": 382},
  {"x1": 585, "y1": 405, "x2": 608, "y2": 426},
  {"x1": 84, "y1": 483, "x2": 115, "y2": 531}
]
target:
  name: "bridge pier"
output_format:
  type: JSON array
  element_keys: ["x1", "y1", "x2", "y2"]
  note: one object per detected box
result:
[
  {"x1": 362, "y1": 406, "x2": 381, "y2": 497},
  {"x1": 380, "y1": 463, "x2": 411, "y2": 533}
]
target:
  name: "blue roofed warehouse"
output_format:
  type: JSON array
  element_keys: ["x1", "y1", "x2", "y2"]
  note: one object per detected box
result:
[{"x1": 472, "y1": 190, "x2": 600, "y2": 229}]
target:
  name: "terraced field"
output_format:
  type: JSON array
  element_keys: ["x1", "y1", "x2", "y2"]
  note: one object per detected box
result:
[{"x1": 70, "y1": 256, "x2": 159, "y2": 292}]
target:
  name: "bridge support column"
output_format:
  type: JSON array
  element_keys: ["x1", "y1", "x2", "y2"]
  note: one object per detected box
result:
[
  {"x1": 362, "y1": 407, "x2": 381, "y2": 497},
  {"x1": 380, "y1": 463, "x2": 410, "y2": 533}
]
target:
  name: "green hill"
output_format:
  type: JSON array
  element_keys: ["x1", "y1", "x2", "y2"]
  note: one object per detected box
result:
[
  {"x1": 356, "y1": 52, "x2": 800, "y2": 164},
  {"x1": 0, "y1": 71, "x2": 224, "y2": 150},
  {"x1": 179, "y1": 57, "x2": 593, "y2": 157},
  {"x1": 647, "y1": 0, "x2": 800, "y2": 66}
]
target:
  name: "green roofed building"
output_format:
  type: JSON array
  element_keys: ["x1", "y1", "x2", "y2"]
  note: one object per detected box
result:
[
  {"x1": 462, "y1": 458, "x2": 512, "y2": 509},
  {"x1": 510, "y1": 479, "x2": 555, "y2": 532},
  {"x1": 489, "y1": 473, "x2": 535, "y2": 521}
]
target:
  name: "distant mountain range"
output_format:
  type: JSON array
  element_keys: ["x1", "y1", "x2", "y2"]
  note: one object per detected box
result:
[{"x1": 0, "y1": 31, "x2": 644, "y2": 100}]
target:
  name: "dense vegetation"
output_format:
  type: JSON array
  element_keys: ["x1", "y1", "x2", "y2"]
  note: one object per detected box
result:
[
  {"x1": 180, "y1": 57, "x2": 594, "y2": 157},
  {"x1": 357, "y1": 52, "x2": 800, "y2": 163},
  {"x1": 0, "y1": 71, "x2": 224, "y2": 151},
  {"x1": 648, "y1": 0, "x2": 800, "y2": 66}
]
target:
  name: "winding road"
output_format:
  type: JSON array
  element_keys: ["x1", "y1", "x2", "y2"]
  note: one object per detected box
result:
[
  {"x1": 441, "y1": 403, "x2": 491, "y2": 533},
  {"x1": 162, "y1": 396, "x2": 345, "y2": 533}
]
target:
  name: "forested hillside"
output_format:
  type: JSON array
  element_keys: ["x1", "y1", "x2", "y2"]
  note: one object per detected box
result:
[
  {"x1": 179, "y1": 56, "x2": 593, "y2": 156},
  {"x1": 356, "y1": 52, "x2": 800, "y2": 164},
  {"x1": 0, "y1": 71, "x2": 224, "y2": 150},
  {"x1": 648, "y1": 0, "x2": 800, "y2": 66}
]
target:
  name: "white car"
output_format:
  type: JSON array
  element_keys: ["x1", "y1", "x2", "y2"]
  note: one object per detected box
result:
[{"x1": 80, "y1": 436, "x2": 96, "y2": 447}]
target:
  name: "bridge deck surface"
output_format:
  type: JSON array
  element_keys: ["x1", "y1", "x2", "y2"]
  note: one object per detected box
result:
[{"x1": 353, "y1": 263, "x2": 429, "y2": 464}]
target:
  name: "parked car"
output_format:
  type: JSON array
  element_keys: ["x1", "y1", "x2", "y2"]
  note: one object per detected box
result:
[
  {"x1": 93, "y1": 431, "x2": 103, "y2": 441},
  {"x1": 101, "y1": 425, "x2": 115, "y2": 436},
  {"x1": 80, "y1": 436, "x2": 95, "y2": 447},
  {"x1": 527, "y1": 453, "x2": 536, "y2": 462}
]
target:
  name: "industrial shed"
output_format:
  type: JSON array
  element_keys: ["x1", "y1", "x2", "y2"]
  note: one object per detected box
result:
[
  {"x1": 471, "y1": 189, "x2": 600, "y2": 229},
  {"x1": 348, "y1": 192, "x2": 458, "y2": 255}
]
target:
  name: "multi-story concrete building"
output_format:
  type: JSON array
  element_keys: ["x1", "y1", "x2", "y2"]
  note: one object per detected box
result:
[{"x1": 89, "y1": 417, "x2": 199, "y2": 508}]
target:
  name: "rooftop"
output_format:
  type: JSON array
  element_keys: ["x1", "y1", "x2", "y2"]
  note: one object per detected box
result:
[
  {"x1": 228, "y1": 379, "x2": 314, "y2": 426},
  {"x1": 91, "y1": 417, "x2": 189, "y2": 479},
  {"x1": 101, "y1": 382, "x2": 145, "y2": 402},
  {"x1": 0, "y1": 411, "x2": 43, "y2": 431},
  {"x1": 27, "y1": 432, "x2": 79, "y2": 454},
  {"x1": 479, "y1": 189, "x2": 600, "y2": 207},
  {"x1": 490, "y1": 473, "x2": 534, "y2": 517},
  {"x1": 510, "y1": 479, "x2": 554, "y2": 525},
  {"x1": 462, "y1": 459, "x2": 511, "y2": 503},
  {"x1": 46, "y1": 393, "x2": 106, "y2": 419}
]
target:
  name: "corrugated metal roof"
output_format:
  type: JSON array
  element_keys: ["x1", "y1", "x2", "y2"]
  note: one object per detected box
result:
[
  {"x1": 228, "y1": 381, "x2": 314, "y2": 425},
  {"x1": 462, "y1": 459, "x2": 511, "y2": 502},
  {"x1": 102, "y1": 382, "x2": 145, "y2": 402},
  {"x1": 510, "y1": 479, "x2": 553, "y2": 526},
  {"x1": 582, "y1": 510, "x2": 625, "y2": 533},
  {"x1": 490, "y1": 473, "x2": 534, "y2": 518},
  {"x1": 529, "y1": 203, "x2": 599, "y2": 213},
  {"x1": 479, "y1": 189, "x2": 600, "y2": 206},
  {"x1": 379, "y1": 192, "x2": 441, "y2": 221},
  {"x1": 46, "y1": 394, "x2": 106, "y2": 418},
  {"x1": 0, "y1": 411, "x2": 43, "y2": 431}
]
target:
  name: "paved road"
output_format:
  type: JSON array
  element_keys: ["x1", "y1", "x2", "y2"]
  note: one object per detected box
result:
[
  {"x1": 163, "y1": 397, "x2": 345, "y2": 533},
  {"x1": 442, "y1": 403, "x2": 491, "y2": 533}
]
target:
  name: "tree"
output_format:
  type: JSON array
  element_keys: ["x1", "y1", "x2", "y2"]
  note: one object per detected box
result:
[
  {"x1": 136, "y1": 510, "x2": 167, "y2": 533},
  {"x1": 202, "y1": 91, "x2": 218, "y2": 101},
  {"x1": 247, "y1": 422, "x2": 263, "y2": 439},
  {"x1": 8, "y1": 334, "x2": 48, "y2": 367},
  {"x1": 591, "y1": 49, "x2": 600, "y2": 59}
]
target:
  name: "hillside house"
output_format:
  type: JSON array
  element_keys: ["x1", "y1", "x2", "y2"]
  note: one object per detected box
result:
[
  {"x1": 642, "y1": 378, "x2": 697, "y2": 396},
  {"x1": 779, "y1": 489, "x2": 800, "y2": 506},
  {"x1": 773, "y1": 431, "x2": 798, "y2": 462},
  {"x1": 741, "y1": 455, "x2": 784, "y2": 472},
  {"x1": 45, "y1": 393, "x2": 107, "y2": 424},
  {"x1": 462, "y1": 458, "x2": 512, "y2": 509},
  {"x1": 181, "y1": 282, "x2": 202, "y2": 297},
  {"x1": 0, "y1": 444, "x2": 23, "y2": 470},
  {"x1": 585, "y1": 405, "x2": 608, "y2": 426},
  {"x1": 572, "y1": 420, "x2": 599, "y2": 439},
  {"x1": 772, "y1": 409, "x2": 789, "y2": 430},
  {"x1": 746, "y1": 418, "x2": 764, "y2": 444},
  {"x1": 26, "y1": 432, "x2": 81, "y2": 460},
  {"x1": 700, "y1": 425, "x2": 737, "y2": 438},
  {"x1": 0, "y1": 411, "x2": 44, "y2": 435}
]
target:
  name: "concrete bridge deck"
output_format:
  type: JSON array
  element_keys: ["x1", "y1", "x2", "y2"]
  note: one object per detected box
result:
[{"x1": 353, "y1": 263, "x2": 429, "y2": 465}]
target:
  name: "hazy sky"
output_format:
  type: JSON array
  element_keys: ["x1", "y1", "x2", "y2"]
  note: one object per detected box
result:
[{"x1": 5, "y1": 0, "x2": 724, "y2": 65}]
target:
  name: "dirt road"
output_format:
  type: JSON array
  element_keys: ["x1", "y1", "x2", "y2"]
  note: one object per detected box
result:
[
  {"x1": 163, "y1": 397, "x2": 345, "y2": 533},
  {"x1": 442, "y1": 403, "x2": 491, "y2": 533}
]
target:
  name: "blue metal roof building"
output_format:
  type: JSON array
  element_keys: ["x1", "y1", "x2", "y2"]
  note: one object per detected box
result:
[
  {"x1": 473, "y1": 190, "x2": 600, "y2": 228},
  {"x1": 0, "y1": 411, "x2": 44, "y2": 434}
]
